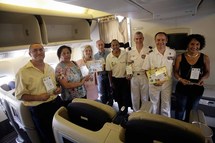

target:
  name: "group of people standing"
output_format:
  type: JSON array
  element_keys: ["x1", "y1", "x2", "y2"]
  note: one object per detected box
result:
[
  {"x1": 129, "y1": 31, "x2": 210, "y2": 121},
  {"x1": 14, "y1": 31, "x2": 210, "y2": 143}
]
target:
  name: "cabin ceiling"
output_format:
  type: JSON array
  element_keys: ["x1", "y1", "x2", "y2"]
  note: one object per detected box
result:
[{"x1": 54, "y1": 0, "x2": 215, "y2": 20}]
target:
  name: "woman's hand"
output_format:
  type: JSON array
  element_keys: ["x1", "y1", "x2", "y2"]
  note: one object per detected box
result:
[
  {"x1": 84, "y1": 74, "x2": 91, "y2": 81},
  {"x1": 197, "y1": 79, "x2": 204, "y2": 86},
  {"x1": 179, "y1": 78, "x2": 191, "y2": 85}
]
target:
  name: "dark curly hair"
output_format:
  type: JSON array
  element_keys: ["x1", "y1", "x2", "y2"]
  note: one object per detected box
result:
[
  {"x1": 185, "y1": 34, "x2": 206, "y2": 50},
  {"x1": 57, "y1": 45, "x2": 72, "y2": 60}
]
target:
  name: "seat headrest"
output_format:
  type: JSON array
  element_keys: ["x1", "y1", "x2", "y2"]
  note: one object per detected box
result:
[
  {"x1": 8, "y1": 81, "x2": 15, "y2": 89},
  {"x1": 67, "y1": 102, "x2": 112, "y2": 131},
  {"x1": 125, "y1": 112, "x2": 205, "y2": 143},
  {"x1": 1, "y1": 84, "x2": 11, "y2": 91},
  {"x1": 72, "y1": 98, "x2": 117, "y2": 119}
]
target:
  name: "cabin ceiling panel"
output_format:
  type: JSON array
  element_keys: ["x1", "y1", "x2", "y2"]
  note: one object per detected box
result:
[
  {"x1": 54, "y1": 0, "x2": 153, "y2": 19},
  {"x1": 129, "y1": 0, "x2": 201, "y2": 19},
  {"x1": 55, "y1": 0, "x2": 215, "y2": 20}
]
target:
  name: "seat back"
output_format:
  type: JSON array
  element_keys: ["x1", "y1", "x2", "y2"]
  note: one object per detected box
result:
[
  {"x1": 67, "y1": 102, "x2": 112, "y2": 131},
  {"x1": 72, "y1": 98, "x2": 117, "y2": 119},
  {"x1": 52, "y1": 98, "x2": 124, "y2": 143},
  {"x1": 125, "y1": 112, "x2": 205, "y2": 143},
  {"x1": 0, "y1": 85, "x2": 41, "y2": 143}
]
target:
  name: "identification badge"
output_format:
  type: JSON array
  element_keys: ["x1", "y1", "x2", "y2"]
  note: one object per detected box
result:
[
  {"x1": 43, "y1": 76, "x2": 55, "y2": 93},
  {"x1": 190, "y1": 68, "x2": 200, "y2": 80}
]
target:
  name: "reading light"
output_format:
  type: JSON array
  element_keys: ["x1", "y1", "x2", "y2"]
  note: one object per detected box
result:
[{"x1": 0, "y1": 0, "x2": 87, "y2": 14}]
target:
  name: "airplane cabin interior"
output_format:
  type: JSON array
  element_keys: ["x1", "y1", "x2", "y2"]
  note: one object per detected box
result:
[{"x1": 0, "y1": 0, "x2": 215, "y2": 143}]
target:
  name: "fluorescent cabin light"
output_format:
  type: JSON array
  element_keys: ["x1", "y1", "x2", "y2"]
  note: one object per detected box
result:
[{"x1": 0, "y1": 0, "x2": 87, "y2": 14}]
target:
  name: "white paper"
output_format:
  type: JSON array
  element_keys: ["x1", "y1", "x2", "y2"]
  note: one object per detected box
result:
[
  {"x1": 80, "y1": 65, "x2": 89, "y2": 77},
  {"x1": 43, "y1": 76, "x2": 55, "y2": 93},
  {"x1": 126, "y1": 65, "x2": 133, "y2": 75},
  {"x1": 86, "y1": 60, "x2": 103, "y2": 73}
]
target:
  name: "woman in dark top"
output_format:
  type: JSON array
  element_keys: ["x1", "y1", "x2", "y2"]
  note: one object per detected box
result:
[{"x1": 174, "y1": 34, "x2": 210, "y2": 122}]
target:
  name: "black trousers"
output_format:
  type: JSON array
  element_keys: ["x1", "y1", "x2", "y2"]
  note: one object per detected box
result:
[
  {"x1": 29, "y1": 96, "x2": 63, "y2": 143},
  {"x1": 98, "y1": 73, "x2": 113, "y2": 104},
  {"x1": 112, "y1": 77, "x2": 131, "y2": 112}
]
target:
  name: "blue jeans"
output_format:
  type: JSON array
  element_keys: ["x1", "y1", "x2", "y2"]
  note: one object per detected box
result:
[
  {"x1": 97, "y1": 73, "x2": 112, "y2": 104},
  {"x1": 175, "y1": 92, "x2": 202, "y2": 122}
]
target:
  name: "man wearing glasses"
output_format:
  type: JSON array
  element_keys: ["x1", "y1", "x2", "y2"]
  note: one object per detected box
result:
[{"x1": 15, "y1": 43, "x2": 62, "y2": 143}]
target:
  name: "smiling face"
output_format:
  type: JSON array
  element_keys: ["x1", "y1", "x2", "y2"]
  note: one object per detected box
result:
[
  {"x1": 155, "y1": 33, "x2": 168, "y2": 49},
  {"x1": 134, "y1": 33, "x2": 144, "y2": 45},
  {"x1": 60, "y1": 47, "x2": 71, "y2": 62},
  {"x1": 96, "y1": 40, "x2": 105, "y2": 53},
  {"x1": 29, "y1": 44, "x2": 45, "y2": 62},
  {"x1": 83, "y1": 46, "x2": 93, "y2": 60},
  {"x1": 187, "y1": 38, "x2": 200, "y2": 53},
  {"x1": 111, "y1": 40, "x2": 120, "y2": 53}
]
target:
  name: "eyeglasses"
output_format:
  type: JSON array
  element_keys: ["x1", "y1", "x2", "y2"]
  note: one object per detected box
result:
[{"x1": 31, "y1": 48, "x2": 45, "y2": 53}]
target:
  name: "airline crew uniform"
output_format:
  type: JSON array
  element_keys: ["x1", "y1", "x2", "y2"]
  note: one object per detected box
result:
[
  {"x1": 106, "y1": 49, "x2": 130, "y2": 112},
  {"x1": 127, "y1": 47, "x2": 150, "y2": 111},
  {"x1": 142, "y1": 47, "x2": 176, "y2": 117}
]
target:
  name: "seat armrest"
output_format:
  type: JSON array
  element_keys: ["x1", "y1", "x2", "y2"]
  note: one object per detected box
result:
[
  {"x1": 189, "y1": 110, "x2": 206, "y2": 124},
  {"x1": 189, "y1": 110, "x2": 213, "y2": 143},
  {"x1": 138, "y1": 101, "x2": 152, "y2": 113}
]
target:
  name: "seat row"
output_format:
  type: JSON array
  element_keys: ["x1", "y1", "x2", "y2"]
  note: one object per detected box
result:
[{"x1": 0, "y1": 83, "x2": 213, "y2": 143}]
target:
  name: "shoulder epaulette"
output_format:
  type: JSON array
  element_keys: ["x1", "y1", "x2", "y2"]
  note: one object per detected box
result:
[{"x1": 148, "y1": 46, "x2": 153, "y2": 54}]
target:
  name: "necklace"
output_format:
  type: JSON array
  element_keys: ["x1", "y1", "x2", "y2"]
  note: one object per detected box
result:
[{"x1": 187, "y1": 53, "x2": 199, "y2": 58}]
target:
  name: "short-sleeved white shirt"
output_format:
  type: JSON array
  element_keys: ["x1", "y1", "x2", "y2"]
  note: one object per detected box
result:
[
  {"x1": 142, "y1": 46, "x2": 176, "y2": 78},
  {"x1": 106, "y1": 49, "x2": 127, "y2": 78},
  {"x1": 127, "y1": 47, "x2": 150, "y2": 72}
]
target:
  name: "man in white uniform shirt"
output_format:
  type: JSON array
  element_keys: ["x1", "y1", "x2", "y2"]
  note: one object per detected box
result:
[
  {"x1": 127, "y1": 31, "x2": 150, "y2": 111},
  {"x1": 142, "y1": 32, "x2": 176, "y2": 117}
]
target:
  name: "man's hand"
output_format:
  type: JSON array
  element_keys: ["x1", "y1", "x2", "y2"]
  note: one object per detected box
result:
[
  {"x1": 153, "y1": 80, "x2": 165, "y2": 86},
  {"x1": 54, "y1": 86, "x2": 61, "y2": 95},
  {"x1": 40, "y1": 93, "x2": 51, "y2": 101}
]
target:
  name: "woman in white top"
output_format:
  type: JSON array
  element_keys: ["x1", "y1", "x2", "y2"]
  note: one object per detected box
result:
[{"x1": 76, "y1": 45, "x2": 98, "y2": 100}]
